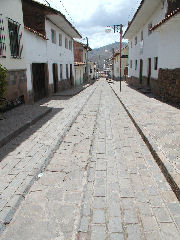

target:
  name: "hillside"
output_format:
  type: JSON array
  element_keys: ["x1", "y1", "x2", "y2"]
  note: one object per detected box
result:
[{"x1": 88, "y1": 42, "x2": 127, "y2": 70}]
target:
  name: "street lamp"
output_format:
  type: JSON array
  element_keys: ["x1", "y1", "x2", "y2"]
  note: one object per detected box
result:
[{"x1": 105, "y1": 24, "x2": 123, "y2": 92}]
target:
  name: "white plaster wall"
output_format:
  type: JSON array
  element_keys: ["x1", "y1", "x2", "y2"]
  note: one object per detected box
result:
[
  {"x1": 0, "y1": 0, "x2": 26, "y2": 70},
  {"x1": 128, "y1": 3, "x2": 166, "y2": 79},
  {"x1": 45, "y1": 19, "x2": 74, "y2": 85},
  {"x1": 75, "y1": 65, "x2": 84, "y2": 86},
  {"x1": 24, "y1": 29, "x2": 47, "y2": 91},
  {"x1": 158, "y1": 19, "x2": 180, "y2": 69}
]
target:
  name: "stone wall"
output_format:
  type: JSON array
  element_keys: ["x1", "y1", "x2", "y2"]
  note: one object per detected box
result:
[
  {"x1": 5, "y1": 70, "x2": 28, "y2": 103},
  {"x1": 126, "y1": 68, "x2": 180, "y2": 104},
  {"x1": 157, "y1": 68, "x2": 180, "y2": 103}
]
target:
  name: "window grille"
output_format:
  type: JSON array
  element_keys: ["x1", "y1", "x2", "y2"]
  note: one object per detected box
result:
[
  {"x1": 59, "y1": 34, "x2": 62, "y2": 46},
  {"x1": 69, "y1": 40, "x2": 72, "y2": 51},
  {"x1": 65, "y1": 38, "x2": 68, "y2": 49},
  {"x1": 8, "y1": 18, "x2": 23, "y2": 58},
  {"x1": 0, "y1": 14, "x2": 6, "y2": 57}
]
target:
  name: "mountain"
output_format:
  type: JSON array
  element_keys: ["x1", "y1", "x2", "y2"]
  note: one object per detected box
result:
[{"x1": 88, "y1": 42, "x2": 127, "y2": 70}]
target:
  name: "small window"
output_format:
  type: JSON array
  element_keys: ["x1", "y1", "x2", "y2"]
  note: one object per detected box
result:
[
  {"x1": 66, "y1": 64, "x2": 68, "y2": 78},
  {"x1": 130, "y1": 60, "x2": 132, "y2": 68},
  {"x1": 148, "y1": 23, "x2": 152, "y2": 36},
  {"x1": 51, "y1": 29, "x2": 56, "y2": 44},
  {"x1": 59, "y1": 34, "x2": 62, "y2": 46},
  {"x1": 8, "y1": 19, "x2": 21, "y2": 58},
  {"x1": 131, "y1": 41, "x2": 132, "y2": 48},
  {"x1": 141, "y1": 31, "x2": 143, "y2": 41},
  {"x1": 69, "y1": 40, "x2": 72, "y2": 51},
  {"x1": 60, "y1": 64, "x2": 63, "y2": 79},
  {"x1": 135, "y1": 36, "x2": 137, "y2": 45},
  {"x1": 154, "y1": 57, "x2": 158, "y2": 70},
  {"x1": 135, "y1": 60, "x2": 138, "y2": 70},
  {"x1": 65, "y1": 38, "x2": 68, "y2": 49}
]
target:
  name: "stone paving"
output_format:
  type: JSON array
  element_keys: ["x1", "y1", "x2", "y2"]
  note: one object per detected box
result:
[
  {"x1": 0, "y1": 82, "x2": 93, "y2": 148},
  {"x1": 0, "y1": 79, "x2": 180, "y2": 239},
  {"x1": 0, "y1": 81, "x2": 99, "y2": 234},
  {"x1": 110, "y1": 81, "x2": 180, "y2": 191}
]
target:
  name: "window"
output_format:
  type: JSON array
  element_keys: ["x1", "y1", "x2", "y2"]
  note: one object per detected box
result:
[
  {"x1": 66, "y1": 64, "x2": 68, "y2": 78},
  {"x1": 59, "y1": 34, "x2": 62, "y2": 46},
  {"x1": 130, "y1": 60, "x2": 132, "y2": 68},
  {"x1": 154, "y1": 57, "x2": 158, "y2": 70},
  {"x1": 60, "y1": 64, "x2": 63, "y2": 79},
  {"x1": 8, "y1": 19, "x2": 21, "y2": 58},
  {"x1": 69, "y1": 40, "x2": 72, "y2": 51},
  {"x1": 131, "y1": 41, "x2": 132, "y2": 48},
  {"x1": 65, "y1": 37, "x2": 68, "y2": 49},
  {"x1": 148, "y1": 22, "x2": 152, "y2": 36},
  {"x1": 51, "y1": 29, "x2": 56, "y2": 44},
  {"x1": 141, "y1": 31, "x2": 143, "y2": 41},
  {"x1": 135, "y1": 60, "x2": 138, "y2": 70},
  {"x1": 135, "y1": 36, "x2": 137, "y2": 45}
]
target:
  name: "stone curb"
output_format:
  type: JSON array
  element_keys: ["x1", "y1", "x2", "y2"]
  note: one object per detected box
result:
[
  {"x1": 0, "y1": 108, "x2": 52, "y2": 149},
  {"x1": 0, "y1": 84, "x2": 97, "y2": 237},
  {"x1": 109, "y1": 83, "x2": 180, "y2": 201}
]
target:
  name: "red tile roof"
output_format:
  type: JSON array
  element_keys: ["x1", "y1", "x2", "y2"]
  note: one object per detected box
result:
[
  {"x1": 151, "y1": 7, "x2": 180, "y2": 31},
  {"x1": 24, "y1": 26, "x2": 48, "y2": 40}
]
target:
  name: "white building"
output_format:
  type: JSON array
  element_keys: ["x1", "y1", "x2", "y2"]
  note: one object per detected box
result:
[
  {"x1": 112, "y1": 46, "x2": 128, "y2": 80},
  {"x1": 22, "y1": 0, "x2": 81, "y2": 102},
  {"x1": 124, "y1": 0, "x2": 180, "y2": 103},
  {"x1": 0, "y1": 0, "x2": 27, "y2": 102}
]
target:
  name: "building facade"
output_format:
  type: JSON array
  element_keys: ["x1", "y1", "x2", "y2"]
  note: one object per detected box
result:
[
  {"x1": 0, "y1": 0, "x2": 27, "y2": 102},
  {"x1": 113, "y1": 46, "x2": 128, "y2": 80},
  {"x1": 73, "y1": 41, "x2": 92, "y2": 86},
  {"x1": 124, "y1": 0, "x2": 180, "y2": 103},
  {"x1": 23, "y1": 0, "x2": 81, "y2": 102}
]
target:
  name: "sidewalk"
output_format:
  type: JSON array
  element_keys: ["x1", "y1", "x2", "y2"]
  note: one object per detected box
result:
[
  {"x1": 0, "y1": 81, "x2": 98, "y2": 234},
  {"x1": 0, "y1": 83, "x2": 94, "y2": 149},
  {"x1": 1, "y1": 80, "x2": 180, "y2": 240},
  {"x1": 110, "y1": 81, "x2": 180, "y2": 195}
]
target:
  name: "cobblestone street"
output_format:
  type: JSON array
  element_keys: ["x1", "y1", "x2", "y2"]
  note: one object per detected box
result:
[{"x1": 0, "y1": 79, "x2": 180, "y2": 239}]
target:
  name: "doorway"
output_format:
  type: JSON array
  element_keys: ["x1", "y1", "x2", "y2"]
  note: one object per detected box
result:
[
  {"x1": 52, "y1": 63, "x2": 58, "y2": 93},
  {"x1": 32, "y1": 63, "x2": 46, "y2": 102},
  {"x1": 147, "y1": 58, "x2": 151, "y2": 86},
  {"x1": 139, "y1": 59, "x2": 143, "y2": 85},
  {"x1": 70, "y1": 64, "x2": 73, "y2": 86}
]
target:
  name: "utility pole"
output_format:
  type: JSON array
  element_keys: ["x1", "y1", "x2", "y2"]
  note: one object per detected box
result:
[
  {"x1": 119, "y1": 24, "x2": 123, "y2": 92},
  {"x1": 86, "y1": 37, "x2": 89, "y2": 82},
  {"x1": 112, "y1": 48, "x2": 114, "y2": 80}
]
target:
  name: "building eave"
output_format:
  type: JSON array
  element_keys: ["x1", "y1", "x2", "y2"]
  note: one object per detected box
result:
[
  {"x1": 24, "y1": 26, "x2": 48, "y2": 40},
  {"x1": 123, "y1": 0, "x2": 161, "y2": 39},
  {"x1": 24, "y1": 0, "x2": 82, "y2": 38},
  {"x1": 151, "y1": 8, "x2": 180, "y2": 31}
]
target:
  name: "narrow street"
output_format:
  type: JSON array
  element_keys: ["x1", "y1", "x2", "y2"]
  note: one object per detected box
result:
[{"x1": 0, "y1": 79, "x2": 179, "y2": 240}]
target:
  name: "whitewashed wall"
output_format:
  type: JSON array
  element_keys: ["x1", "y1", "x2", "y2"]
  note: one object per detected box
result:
[
  {"x1": 0, "y1": 0, "x2": 26, "y2": 70},
  {"x1": 24, "y1": 29, "x2": 47, "y2": 91},
  {"x1": 74, "y1": 65, "x2": 84, "y2": 86},
  {"x1": 128, "y1": 3, "x2": 167, "y2": 79},
  {"x1": 45, "y1": 19, "x2": 74, "y2": 85},
  {"x1": 158, "y1": 19, "x2": 180, "y2": 69}
]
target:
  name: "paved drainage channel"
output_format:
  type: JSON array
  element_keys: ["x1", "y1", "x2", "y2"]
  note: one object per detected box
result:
[
  {"x1": 109, "y1": 83, "x2": 180, "y2": 201},
  {"x1": 0, "y1": 84, "x2": 97, "y2": 237}
]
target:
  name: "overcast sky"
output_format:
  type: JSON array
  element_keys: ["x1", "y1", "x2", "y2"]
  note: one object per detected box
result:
[{"x1": 37, "y1": 0, "x2": 142, "y2": 49}]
